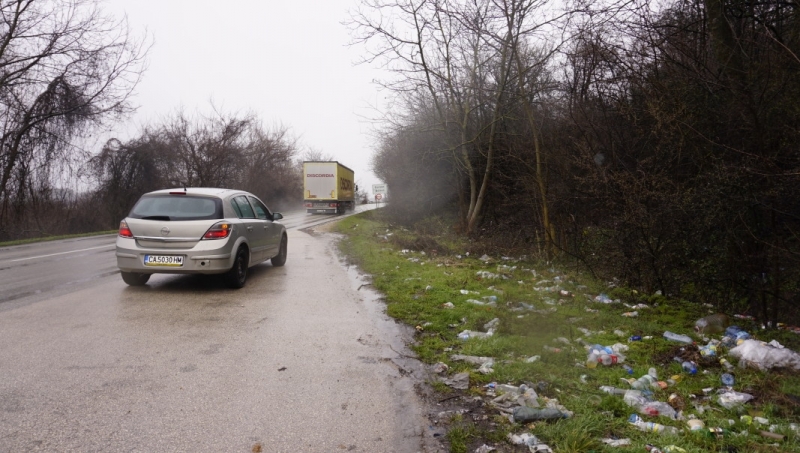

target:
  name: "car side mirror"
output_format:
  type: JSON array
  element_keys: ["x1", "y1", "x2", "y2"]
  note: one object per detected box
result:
[{"x1": 273, "y1": 213, "x2": 283, "y2": 221}]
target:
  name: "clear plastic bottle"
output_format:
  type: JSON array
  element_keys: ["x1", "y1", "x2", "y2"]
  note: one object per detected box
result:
[
  {"x1": 663, "y1": 331, "x2": 693, "y2": 344},
  {"x1": 623, "y1": 364, "x2": 634, "y2": 375},
  {"x1": 599, "y1": 385, "x2": 627, "y2": 395},
  {"x1": 681, "y1": 361, "x2": 697, "y2": 375},
  {"x1": 648, "y1": 367, "x2": 658, "y2": 378}
]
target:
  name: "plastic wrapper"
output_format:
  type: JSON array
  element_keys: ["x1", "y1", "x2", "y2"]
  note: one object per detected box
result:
[
  {"x1": 729, "y1": 339, "x2": 800, "y2": 371},
  {"x1": 717, "y1": 390, "x2": 754, "y2": 409}
]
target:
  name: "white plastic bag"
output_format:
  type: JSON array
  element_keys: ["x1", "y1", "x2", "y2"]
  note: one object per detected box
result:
[{"x1": 729, "y1": 339, "x2": 800, "y2": 371}]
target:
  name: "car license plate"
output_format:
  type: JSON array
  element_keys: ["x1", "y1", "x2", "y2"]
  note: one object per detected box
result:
[{"x1": 144, "y1": 255, "x2": 184, "y2": 267}]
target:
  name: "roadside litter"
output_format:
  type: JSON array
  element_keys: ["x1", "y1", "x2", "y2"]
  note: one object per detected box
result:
[{"x1": 729, "y1": 339, "x2": 800, "y2": 371}]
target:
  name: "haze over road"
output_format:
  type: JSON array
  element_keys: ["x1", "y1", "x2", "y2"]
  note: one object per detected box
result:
[{"x1": 0, "y1": 207, "x2": 436, "y2": 452}]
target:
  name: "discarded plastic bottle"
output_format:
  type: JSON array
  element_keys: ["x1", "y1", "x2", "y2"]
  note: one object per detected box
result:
[
  {"x1": 629, "y1": 415, "x2": 679, "y2": 435},
  {"x1": 599, "y1": 354, "x2": 617, "y2": 365},
  {"x1": 720, "y1": 358, "x2": 735, "y2": 371},
  {"x1": 721, "y1": 373, "x2": 735, "y2": 386},
  {"x1": 622, "y1": 364, "x2": 634, "y2": 375},
  {"x1": 513, "y1": 407, "x2": 570, "y2": 423},
  {"x1": 543, "y1": 345, "x2": 562, "y2": 353},
  {"x1": 681, "y1": 361, "x2": 697, "y2": 375},
  {"x1": 694, "y1": 313, "x2": 731, "y2": 335},
  {"x1": 663, "y1": 331, "x2": 693, "y2": 344},
  {"x1": 699, "y1": 345, "x2": 717, "y2": 357},
  {"x1": 648, "y1": 367, "x2": 658, "y2": 378},
  {"x1": 629, "y1": 335, "x2": 642, "y2": 342},
  {"x1": 599, "y1": 386, "x2": 627, "y2": 395}
]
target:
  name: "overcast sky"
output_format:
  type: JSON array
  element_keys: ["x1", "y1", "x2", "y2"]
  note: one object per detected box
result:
[{"x1": 103, "y1": 0, "x2": 386, "y2": 194}]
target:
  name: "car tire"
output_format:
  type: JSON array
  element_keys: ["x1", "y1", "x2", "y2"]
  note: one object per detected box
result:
[
  {"x1": 224, "y1": 247, "x2": 248, "y2": 289},
  {"x1": 271, "y1": 234, "x2": 288, "y2": 267},
  {"x1": 121, "y1": 271, "x2": 150, "y2": 286}
]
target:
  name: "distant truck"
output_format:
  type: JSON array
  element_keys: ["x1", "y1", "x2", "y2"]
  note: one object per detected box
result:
[{"x1": 303, "y1": 161, "x2": 356, "y2": 214}]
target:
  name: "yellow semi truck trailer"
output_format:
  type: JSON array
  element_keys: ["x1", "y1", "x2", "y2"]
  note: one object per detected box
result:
[{"x1": 303, "y1": 161, "x2": 356, "y2": 214}]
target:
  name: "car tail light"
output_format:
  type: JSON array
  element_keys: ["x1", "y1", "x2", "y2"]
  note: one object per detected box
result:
[
  {"x1": 304, "y1": 203, "x2": 312, "y2": 208},
  {"x1": 329, "y1": 203, "x2": 337, "y2": 207},
  {"x1": 203, "y1": 222, "x2": 232, "y2": 240},
  {"x1": 119, "y1": 220, "x2": 133, "y2": 238}
]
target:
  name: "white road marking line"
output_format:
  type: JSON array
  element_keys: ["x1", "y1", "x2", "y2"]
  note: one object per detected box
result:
[{"x1": 10, "y1": 244, "x2": 116, "y2": 262}]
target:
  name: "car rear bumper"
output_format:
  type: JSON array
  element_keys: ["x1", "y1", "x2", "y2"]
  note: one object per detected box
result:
[{"x1": 116, "y1": 238, "x2": 235, "y2": 274}]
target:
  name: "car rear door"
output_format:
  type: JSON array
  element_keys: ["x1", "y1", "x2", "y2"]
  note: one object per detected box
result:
[
  {"x1": 231, "y1": 195, "x2": 266, "y2": 263},
  {"x1": 248, "y1": 196, "x2": 281, "y2": 258}
]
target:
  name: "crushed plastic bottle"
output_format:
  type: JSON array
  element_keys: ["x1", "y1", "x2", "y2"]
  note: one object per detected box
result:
[
  {"x1": 622, "y1": 364, "x2": 634, "y2": 375},
  {"x1": 663, "y1": 331, "x2": 693, "y2": 344},
  {"x1": 629, "y1": 335, "x2": 642, "y2": 342}
]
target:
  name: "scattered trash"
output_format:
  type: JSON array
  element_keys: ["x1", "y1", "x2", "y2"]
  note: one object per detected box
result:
[
  {"x1": 663, "y1": 331, "x2": 693, "y2": 344},
  {"x1": 466, "y1": 298, "x2": 497, "y2": 307},
  {"x1": 442, "y1": 372, "x2": 470, "y2": 390},
  {"x1": 695, "y1": 313, "x2": 731, "y2": 335},
  {"x1": 721, "y1": 373, "x2": 735, "y2": 386},
  {"x1": 476, "y1": 270, "x2": 501, "y2": 280},
  {"x1": 431, "y1": 362, "x2": 449, "y2": 374},
  {"x1": 543, "y1": 346, "x2": 562, "y2": 353},
  {"x1": 594, "y1": 294, "x2": 617, "y2": 304},
  {"x1": 675, "y1": 358, "x2": 697, "y2": 375},
  {"x1": 460, "y1": 289, "x2": 480, "y2": 295},
  {"x1": 601, "y1": 438, "x2": 631, "y2": 447},
  {"x1": 629, "y1": 335, "x2": 642, "y2": 342},
  {"x1": 513, "y1": 407, "x2": 570, "y2": 423},
  {"x1": 729, "y1": 339, "x2": 800, "y2": 371},
  {"x1": 479, "y1": 254, "x2": 492, "y2": 262},
  {"x1": 686, "y1": 418, "x2": 705, "y2": 431},
  {"x1": 628, "y1": 414, "x2": 679, "y2": 435},
  {"x1": 621, "y1": 311, "x2": 639, "y2": 317},
  {"x1": 759, "y1": 430, "x2": 785, "y2": 441},
  {"x1": 474, "y1": 444, "x2": 496, "y2": 453},
  {"x1": 442, "y1": 302, "x2": 455, "y2": 309},
  {"x1": 458, "y1": 330, "x2": 493, "y2": 340},
  {"x1": 451, "y1": 354, "x2": 495, "y2": 365},
  {"x1": 719, "y1": 358, "x2": 734, "y2": 371},
  {"x1": 524, "y1": 355, "x2": 541, "y2": 363},
  {"x1": 717, "y1": 390, "x2": 754, "y2": 409}
]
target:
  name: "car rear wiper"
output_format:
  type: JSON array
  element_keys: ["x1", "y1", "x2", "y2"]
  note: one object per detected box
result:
[{"x1": 140, "y1": 216, "x2": 172, "y2": 221}]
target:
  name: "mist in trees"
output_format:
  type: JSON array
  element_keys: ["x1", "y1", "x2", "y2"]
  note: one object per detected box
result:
[
  {"x1": 354, "y1": 0, "x2": 799, "y2": 322},
  {"x1": 91, "y1": 109, "x2": 302, "y2": 228}
]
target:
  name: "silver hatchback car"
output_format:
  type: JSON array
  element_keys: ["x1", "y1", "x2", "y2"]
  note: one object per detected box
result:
[{"x1": 116, "y1": 188, "x2": 287, "y2": 288}]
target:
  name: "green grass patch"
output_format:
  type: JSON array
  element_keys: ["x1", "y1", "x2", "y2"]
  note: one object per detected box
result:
[
  {"x1": 335, "y1": 210, "x2": 800, "y2": 452},
  {"x1": 0, "y1": 230, "x2": 117, "y2": 247}
]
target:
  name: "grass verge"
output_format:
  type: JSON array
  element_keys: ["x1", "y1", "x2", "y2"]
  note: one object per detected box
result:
[
  {"x1": 0, "y1": 230, "x2": 117, "y2": 247},
  {"x1": 335, "y1": 210, "x2": 800, "y2": 453}
]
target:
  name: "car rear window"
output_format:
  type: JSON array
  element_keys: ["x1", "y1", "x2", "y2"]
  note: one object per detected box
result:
[{"x1": 128, "y1": 195, "x2": 223, "y2": 221}]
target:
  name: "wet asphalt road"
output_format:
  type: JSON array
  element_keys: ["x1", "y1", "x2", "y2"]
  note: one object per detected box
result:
[{"x1": 0, "y1": 208, "x2": 437, "y2": 452}]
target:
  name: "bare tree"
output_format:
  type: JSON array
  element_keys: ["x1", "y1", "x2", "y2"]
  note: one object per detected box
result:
[{"x1": 0, "y1": 0, "x2": 149, "y2": 228}]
